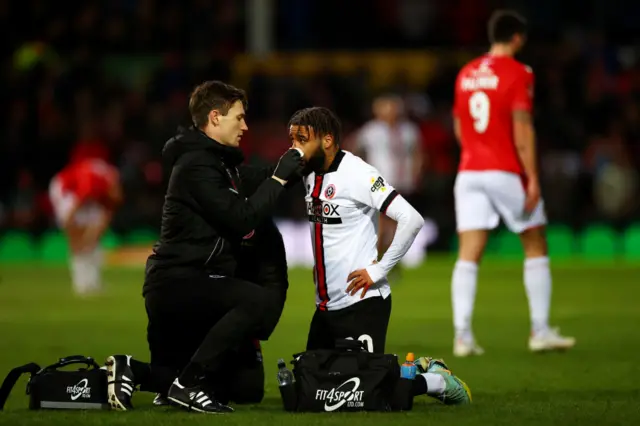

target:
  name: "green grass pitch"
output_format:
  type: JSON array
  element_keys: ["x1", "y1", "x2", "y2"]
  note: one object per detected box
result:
[{"x1": 0, "y1": 256, "x2": 638, "y2": 425}]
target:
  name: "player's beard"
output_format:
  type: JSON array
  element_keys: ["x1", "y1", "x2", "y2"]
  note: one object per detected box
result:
[{"x1": 304, "y1": 149, "x2": 326, "y2": 174}]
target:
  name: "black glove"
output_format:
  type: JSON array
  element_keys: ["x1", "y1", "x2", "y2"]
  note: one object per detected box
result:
[
  {"x1": 284, "y1": 163, "x2": 307, "y2": 188},
  {"x1": 273, "y1": 148, "x2": 304, "y2": 182}
]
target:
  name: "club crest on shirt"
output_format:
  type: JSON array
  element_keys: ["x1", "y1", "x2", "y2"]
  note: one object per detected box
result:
[
  {"x1": 370, "y1": 176, "x2": 387, "y2": 193},
  {"x1": 324, "y1": 184, "x2": 336, "y2": 199}
]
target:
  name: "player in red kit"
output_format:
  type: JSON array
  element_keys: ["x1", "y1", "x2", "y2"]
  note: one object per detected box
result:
[
  {"x1": 450, "y1": 10, "x2": 575, "y2": 356},
  {"x1": 49, "y1": 158, "x2": 123, "y2": 295}
]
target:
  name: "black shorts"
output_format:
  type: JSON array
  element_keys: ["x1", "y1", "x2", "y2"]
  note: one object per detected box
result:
[{"x1": 306, "y1": 295, "x2": 392, "y2": 354}]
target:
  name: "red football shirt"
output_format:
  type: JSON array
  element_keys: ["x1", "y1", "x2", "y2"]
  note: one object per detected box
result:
[
  {"x1": 56, "y1": 159, "x2": 118, "y2": 205},
  {"x1": 453, "y1": 54, "x2": 534, "y2": 174}
]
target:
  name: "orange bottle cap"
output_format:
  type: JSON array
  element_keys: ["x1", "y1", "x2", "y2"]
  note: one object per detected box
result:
[{"x1": 406, "y1": 352, "x2": 415, "y2": 362}]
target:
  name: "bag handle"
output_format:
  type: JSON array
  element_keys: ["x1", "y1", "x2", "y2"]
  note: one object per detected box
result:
[
  {"x1": 292, "y1": 339, "x2": 366, "y2": 361},
  {"x1": 303, "y1": 352, "x2": 371, "y2": 372},
  {"x1": 292, "y1": 340, "x2": 370, "y2": 371},
  {"x1": 41, "y1": 355, "x2": 101, "y2": 372},
  {"x1": 0, "y1": 363, "x2": 40, "y2": 410},
  {"x1": 334, "y1": 339, "x2": 367, "y2": 352}
]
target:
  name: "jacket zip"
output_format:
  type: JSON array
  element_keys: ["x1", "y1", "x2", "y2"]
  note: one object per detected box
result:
[{"x1": 205, "y1": 237, "x2": 223, "y2": 266}]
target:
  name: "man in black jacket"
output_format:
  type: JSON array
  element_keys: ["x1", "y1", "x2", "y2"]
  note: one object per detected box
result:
[
  {"x1": 105, "y1": 81, "x2": 304, "y2": 413},
  {"x1": 150, "y1": 172, "x2": 293, "y2": 409}
]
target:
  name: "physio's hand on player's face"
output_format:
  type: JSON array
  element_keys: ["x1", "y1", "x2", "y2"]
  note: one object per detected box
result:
[
  {"x1": 524, "y1": 179, "x2": 541, "y2": 213},
  {"x1": 346, "y1": 268, "x2": 375, "y2": 299},
  {"x1": 273, "y1": 148, "x2": 305, "y2": 183}
]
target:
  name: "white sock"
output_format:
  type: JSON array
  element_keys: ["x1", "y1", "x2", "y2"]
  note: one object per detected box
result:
[
  {"x1": 452, "y1": 260, "x2": 478, "y2": 340},
  {"x1": 91, "y1": 246, "x2": 104, "y2": 268},
  {"x1": 70, "y1": 249, "x2": 102, "y2": 294},
  {"x1": 524, "y1": 256, "x2": 551, "y2": 335},
  {"x1": 70, "y1": 252, "x2": 91, "y2": 294},
  {"x1": 422, "y1": 373, "x2": 446, "y2": 396},
  {"x1": 70, "y1": 255, "x2": 82, "y2": 289},
  {"x1": 88, "y1": 246, "x2": 103, "y2": 290}
]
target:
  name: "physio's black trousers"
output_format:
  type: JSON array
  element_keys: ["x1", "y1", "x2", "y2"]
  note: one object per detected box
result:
[{"x1": 140, "y1": 270, "x2": 269, "y2": 392}]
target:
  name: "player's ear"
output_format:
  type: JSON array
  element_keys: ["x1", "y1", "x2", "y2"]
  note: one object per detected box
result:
[
  {"x1": 208, "y1": 110, "x2": 220, "y2": 126},
  {"x1": 323, "y1": 134, "x2": 334, "y2": 148}
]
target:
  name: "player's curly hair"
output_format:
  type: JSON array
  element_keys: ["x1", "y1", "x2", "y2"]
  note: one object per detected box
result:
[
  {"x1": 488, "y1": 10, "x2": 527, "y2": 44},
  {"x1": 288, "y1": 107, "x2": 342, "y2": 146}
]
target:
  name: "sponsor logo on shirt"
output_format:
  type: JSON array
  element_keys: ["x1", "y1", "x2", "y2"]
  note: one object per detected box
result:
[
  {"x1": 370, "y1": 177, "x2": 387, "y2": 193},
  {"x1": 307, "y1": 201, "x2": 342, "y2": 224}
]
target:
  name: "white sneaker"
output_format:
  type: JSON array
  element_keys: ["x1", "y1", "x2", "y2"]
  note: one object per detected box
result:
[
  {"x1": 453, "y1": 337, "x2": 485, "y2": 357},
  {"x1": 529, "y1": 327, "x2": 576, "y2": 352}
]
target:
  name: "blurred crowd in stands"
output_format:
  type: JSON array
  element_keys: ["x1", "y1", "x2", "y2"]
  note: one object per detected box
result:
[{"x1": 2, "y1": 0, "x2": 639, "y2": 248}]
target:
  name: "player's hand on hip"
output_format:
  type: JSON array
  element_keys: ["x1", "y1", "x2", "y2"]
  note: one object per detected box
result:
[
  {"x1": 346, "y1": 268, "x2": 375, "y2": 299},
  {"x1": 524, "y1": 179, "x2": 541, "y2": 213}
]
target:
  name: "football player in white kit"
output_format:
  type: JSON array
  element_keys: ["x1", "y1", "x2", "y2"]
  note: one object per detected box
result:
[{"x1": 288, "y1": 107, "x2": 471, "y2": 405}]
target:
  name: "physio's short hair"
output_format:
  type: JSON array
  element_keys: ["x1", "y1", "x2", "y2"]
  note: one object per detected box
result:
[{"x1": 189, "y1": 81, "x2": 247, "y2": 128}]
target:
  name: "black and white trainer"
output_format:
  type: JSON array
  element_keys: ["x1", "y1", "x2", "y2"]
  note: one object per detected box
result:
[
  {"x1": 105, "y1": 355, "x2": 136, "y2": 410},
  {"x1": 167, "y1": 379, "x2": 233, "y2": 413},
  {"x1": 153, "y1": 393, "x2": 169, "y2": 406}
]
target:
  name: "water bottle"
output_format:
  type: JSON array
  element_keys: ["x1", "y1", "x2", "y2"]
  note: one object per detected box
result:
[
  {"x1": 400, "y1": 352, "x2": 417, "y2": 379},
  {"x1": 276, "y1": 359, "x2": 295, "y2": 386},
  {"x1": 276, "y1": 358, "x2": 297, "y2": 411}
]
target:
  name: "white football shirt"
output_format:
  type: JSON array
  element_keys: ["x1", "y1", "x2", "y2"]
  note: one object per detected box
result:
[
  {"x1": 356, "y1": 119, "x2": 422, "y2": 194},
  {"x1": 304, "y1": 150, "x2": 399, "y2": 311}
]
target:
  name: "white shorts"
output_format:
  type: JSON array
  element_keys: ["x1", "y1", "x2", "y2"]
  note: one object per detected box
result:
[
  {"x1": 454, "y1": 171, "x2": 547, "y2": 233},
  {"x1": 49, "y1": 178, "x2": 104, "y2": 228}
]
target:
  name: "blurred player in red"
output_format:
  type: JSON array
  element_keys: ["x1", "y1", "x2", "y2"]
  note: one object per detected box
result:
[
  {"x1": 49, "y1": 157, "x2": 122, "y2": 295},
  {"x1": 451, "y1": 10, "x2": 575, "y2": 356}
]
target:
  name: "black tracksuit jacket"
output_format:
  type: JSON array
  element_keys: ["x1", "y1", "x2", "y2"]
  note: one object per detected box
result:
[{"x1": 143, "y1": 126, "x2": 287, "y2": 299}]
